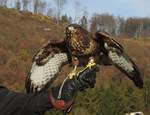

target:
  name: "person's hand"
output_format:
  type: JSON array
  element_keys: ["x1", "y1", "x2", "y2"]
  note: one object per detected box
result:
[
  {"x1": 49, "y1": 63, "x2": 99, "y2": 112},
  {"x1": 76, "y1": 64, "x2": 99, "y2": 90}
]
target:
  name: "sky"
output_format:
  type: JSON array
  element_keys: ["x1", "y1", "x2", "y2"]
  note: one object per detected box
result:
[{"x1": 46, "y1": 0, "x2": 150, "y2": 19}]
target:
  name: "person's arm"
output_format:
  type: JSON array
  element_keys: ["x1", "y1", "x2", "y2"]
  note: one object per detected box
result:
[
  {"x1": 49, "y1": 64, "x2": 98, "y2": 113},
  {"x1": 0, "y1": 64, "x2": 98, "y2": 115},
  {"x1": 0, "y1": 87, "x2": 52, "y2": 115}
]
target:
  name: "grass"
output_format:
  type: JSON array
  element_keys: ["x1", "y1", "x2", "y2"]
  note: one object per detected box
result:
[
  {"x1": 0, "y1": 7, "x2": 67, "y2": 89},
  {"x1": 0, "y1": 7, "x2": 150, "y2": 115},
  {"x1": 0, "y1": 7, "x2": 150, "y2": 90}
]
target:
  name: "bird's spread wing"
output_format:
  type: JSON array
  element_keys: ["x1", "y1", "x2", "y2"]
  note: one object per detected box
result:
[
  {"x1": 108, "y1": 47, "x2": 143, "y2": 88},
  {"x1": 26, "y1": 53, "x2": 68, "y2": 93},
  {"x1": 33, "y1": 39, "x2": 66, "y2": 66},
  {"x1": 96, "y1": 31, "x2": 143, "y2": 88},
  {"x1": 96, "y1": 31, "x2": 123, "y2": 52}
]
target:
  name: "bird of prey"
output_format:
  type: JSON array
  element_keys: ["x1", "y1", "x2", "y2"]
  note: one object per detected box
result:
[
  {"x1": 25, "y1": 24, "x2": 143, "y2": 93},
  {"x1": 65, "y1": 24, "x2": 143, "y2": 88}
]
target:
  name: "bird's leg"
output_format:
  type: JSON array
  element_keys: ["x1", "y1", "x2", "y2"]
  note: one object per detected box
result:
[
  {"x1": 77, "y1": 57, "x2": 96, "y2": 75},
  {"x1": 88, "y1": 57, "x2": 96, "y2": 68},
  {"x1": 68, "y1": 57, "x2": 96, "y2": 79},
  {"x1": 68, "y1": 57, "x2": 79, "y2": 79},
  {"x1": 57, "y1": 57, "x2": 79, "y2": 99}
]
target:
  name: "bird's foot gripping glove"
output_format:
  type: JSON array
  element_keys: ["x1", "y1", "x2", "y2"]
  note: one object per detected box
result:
[{"x1": 49, "y1": 63, "x2": 98, "y2": 113}]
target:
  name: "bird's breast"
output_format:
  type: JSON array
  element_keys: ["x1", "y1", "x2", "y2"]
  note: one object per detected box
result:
[{"x1": 70, "y1": 37, "x2": 97, "y2": 56}]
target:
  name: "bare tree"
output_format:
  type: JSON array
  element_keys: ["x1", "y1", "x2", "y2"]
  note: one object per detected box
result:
[
  {"x1": 15, "y1": 0, "x2": 21, "y2": 10},
  {"x1": 54, "y1": 0, "x2": 67, "y2": 21},
  {"x1": 90, "y1": 14, "x2": 98, "y2": 33},
  {"x1": 74, "y1": 1, "x2": 81, "y2": 23},
  {"x1": 90, "y1": 13, "x2": 116, "y2": 35},
  {"x1": 0, "y1": 0, "x2": 8, "y2": 7},
  {"x1": 38, "y1": 1, "x2": 47, "y2": 14},
  {"x1": 124, "y1": 18, "x2": 143, "y2": 38},
  {"x1": 47, "y1": 7, "x2": 55, "y2": 17},
  {"x1": 22, "y1": 0, "x2": 30, "y2": 11},
  {"x1": 80, "y1": 15, "x2": 88, "y2": 29},
  {"x1": 33, "y1": 0, "x2": 47, "y2": 14},
  {"x1": 80, "y1": 8, "x2": 89, "y2": 29},
  {"x1": 33, "y1": 0, "x2": 39, "y2": 13},
  {"x1": 122, "y1": 17, "x2": 150, "y2": 38},
  {"x1": 115, "y1": 17, "x2": 125, "y2": 36}
]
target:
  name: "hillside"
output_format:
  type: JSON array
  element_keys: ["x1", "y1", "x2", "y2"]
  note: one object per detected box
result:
[
  {"x1": 0, "y1": 7, "x2": 150, "y2": 115},
  {"x1": 97, "y1": 38, "x2": 150, "y2": 88},
  {"x1": 0, "y1": 7, "x2": 150, "y2": 89},
  {"x1": 0, "y1": 7, "x2": 67, "y2": 89}
]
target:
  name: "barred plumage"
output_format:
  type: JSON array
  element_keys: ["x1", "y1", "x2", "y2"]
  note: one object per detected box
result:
[
  {"x1": 65, "y1": 24, "x2": 143, "y2": 88},
  {"x1": 109, "y1": 51, "x2": 134, "y2": 72},
  {"x1": 26, "y1": 53, "x2": 68, "y2": 93},
  {"x1": 25, "y1": 24, "x2": 143, "y2": 93},
  {"x1": 96, "y1": 31, "x2": 143, "y2": 88}
]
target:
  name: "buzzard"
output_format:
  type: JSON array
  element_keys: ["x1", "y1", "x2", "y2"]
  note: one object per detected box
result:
[
  {"x1": 65, "y1": 24, "x2": 143, "y2": 88},
  {"x1": 25, "y1": 24, "x2": 143, "y2": 93}
]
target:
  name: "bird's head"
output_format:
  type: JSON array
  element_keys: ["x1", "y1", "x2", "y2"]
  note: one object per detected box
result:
[{"x1": 65, "y1": 24, "x2": 82, "y2": 38}]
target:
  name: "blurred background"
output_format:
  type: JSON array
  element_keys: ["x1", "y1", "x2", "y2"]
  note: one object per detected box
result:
[{"x1": 0, "y1": 0, "x2": 150, "y2": 115}]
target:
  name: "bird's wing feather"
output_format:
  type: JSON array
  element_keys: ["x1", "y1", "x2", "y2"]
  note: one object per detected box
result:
[
  {"x1": 32, "y1": 40, "x2": 52, "y2": 65},
  {"x1": 26, "y1": 53, "x2": 68, "y2": 93},
  {"x1": 95, "y1": 31, "x2": 143, "y2": 88},
  {"x1": 95, "y1": 31, "x2": 124, "y2": 53},
  {"x1": 33, "y1": 39, "x2": 66, "y2": 66},
  {"x1": 107, "y1": 44, "x2": 143, "y2": 88}
]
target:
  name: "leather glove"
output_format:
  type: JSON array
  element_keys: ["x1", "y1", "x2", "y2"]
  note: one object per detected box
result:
[{"x1": 49, "y1": 64, "x2": 98, "y2": 112}]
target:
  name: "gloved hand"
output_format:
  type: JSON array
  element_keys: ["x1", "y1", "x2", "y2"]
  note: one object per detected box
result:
[
  {"x1": 75, "y1": 65, "x2": 98, "y2": 90},
  {"x1": 49, "y1": 64, "x2": 99, "y2": 112}
]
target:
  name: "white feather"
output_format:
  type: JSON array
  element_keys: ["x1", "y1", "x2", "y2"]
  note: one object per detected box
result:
[
  {"x1": 109, "y1": 51, "x2": 134, "y2": 73},
  {"x1": 68, "y1": 26, "x2": 75, "y2": 31},
  {"x1": 104, "y1": 43, "x2": 108, "y2": 49},
  {"x1": 30, "y1": 53, "x2": 68, "y2": 90}
]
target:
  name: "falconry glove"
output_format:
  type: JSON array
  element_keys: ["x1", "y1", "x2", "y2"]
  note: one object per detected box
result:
[{"x1": 49, "y1": 64, "x2": 98, "y2": 112}]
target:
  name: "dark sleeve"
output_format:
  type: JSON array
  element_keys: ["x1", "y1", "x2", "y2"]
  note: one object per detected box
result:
[{"x1": 0, "y1": 86, "x2": 52, "y2": 115}]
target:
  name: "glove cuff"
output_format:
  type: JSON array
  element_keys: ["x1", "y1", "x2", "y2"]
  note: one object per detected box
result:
[{"x1": 48, "y1": 92, "x2": 74, "y2": 110}]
